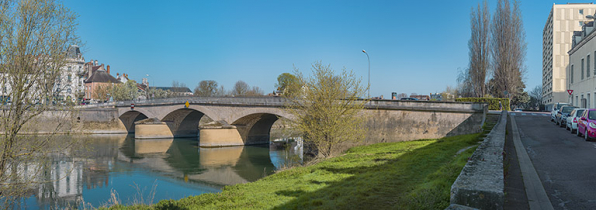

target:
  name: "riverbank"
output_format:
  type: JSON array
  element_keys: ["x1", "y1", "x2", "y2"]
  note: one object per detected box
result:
[{"x1": 106, "y1": 114, "x2": 498, "y2": 210}]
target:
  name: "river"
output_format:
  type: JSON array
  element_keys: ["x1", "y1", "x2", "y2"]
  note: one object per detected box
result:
[{"x1": 7, "y1": 133, "x2": 302, "y2": 209}]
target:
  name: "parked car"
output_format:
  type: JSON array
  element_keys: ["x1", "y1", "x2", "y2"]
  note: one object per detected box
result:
[
  {"x1": 551, "y1": 102, "x2": 569, "y2": 122},
  {"x1": 577, "y1": 109, "x2": 596, "y2": 141},
  {"x1": 556, "y1": 105, "x2": 578, "y2": 127},
  {"x1": 566, "y1": 108, "x2": 586, "y2": 134}
]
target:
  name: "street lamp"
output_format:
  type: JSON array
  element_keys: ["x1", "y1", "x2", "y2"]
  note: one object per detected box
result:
[{"x1": 362, "y1": 49, "x2": 370, "y2": 99}]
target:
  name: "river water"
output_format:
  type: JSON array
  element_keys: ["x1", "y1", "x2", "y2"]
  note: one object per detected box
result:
[{"x1": 10, "y1": 134, "x2": 302, "y2": 209}]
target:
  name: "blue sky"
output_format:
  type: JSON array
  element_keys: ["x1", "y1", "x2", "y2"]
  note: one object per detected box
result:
[{"x1": 64, "y1": 0, "x2": 594, "y2": 97}]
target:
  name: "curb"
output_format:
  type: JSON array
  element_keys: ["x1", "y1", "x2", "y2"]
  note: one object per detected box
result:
[{"x1": 510, "y1": 115, "x2": 554, "y2": 210}]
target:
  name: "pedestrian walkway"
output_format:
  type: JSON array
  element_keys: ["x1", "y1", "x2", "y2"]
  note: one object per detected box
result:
[{"x1": 505, "y1": 114, "x2": 553, "y2": 210}]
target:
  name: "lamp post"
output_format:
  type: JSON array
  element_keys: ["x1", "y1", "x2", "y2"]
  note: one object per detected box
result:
[{"x1": 362, "y1": 50, "x2": 370, "y2": 99}]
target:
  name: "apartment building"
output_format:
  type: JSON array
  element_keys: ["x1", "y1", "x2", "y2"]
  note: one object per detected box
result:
[
  {"x1": 568, "y1": 17, "x2": 596, "y2": 108},
  {"x1": 543, "y1": 3, "x2": 596, "y2": 111}
]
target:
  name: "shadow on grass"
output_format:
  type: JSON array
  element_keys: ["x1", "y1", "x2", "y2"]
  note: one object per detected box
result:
[
  {"x1": 142, "y1": 115, "x2": 499, "y2": 210},
  {"x1": 269, "y1": 134, "x2": 481, "y2": 210}
]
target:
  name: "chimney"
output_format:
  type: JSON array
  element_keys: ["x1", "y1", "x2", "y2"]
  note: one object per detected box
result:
[
  {"x1": 107, "y1": 65, "x2": 110, "y2": 74},
  {"x1": 95, "y1": 60, "x2": 98, "y2": 66},
  {"x1": 87, "y1": 63, "x2": 92, "y2": 79}
]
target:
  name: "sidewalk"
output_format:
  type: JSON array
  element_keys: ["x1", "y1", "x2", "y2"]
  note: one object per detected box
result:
[{"x1": 505, "y1": 114, "x2": 553, "y2": 210}]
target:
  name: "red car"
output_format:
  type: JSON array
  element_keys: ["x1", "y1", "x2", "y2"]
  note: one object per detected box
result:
[{"x1": 577, "y1": 109, "x2": 596, "y2": 141}]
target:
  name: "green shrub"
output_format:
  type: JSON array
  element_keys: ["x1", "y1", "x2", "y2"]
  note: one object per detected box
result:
[{"x1": 456, "y1": 97, "x2": 510, "y2": 111}]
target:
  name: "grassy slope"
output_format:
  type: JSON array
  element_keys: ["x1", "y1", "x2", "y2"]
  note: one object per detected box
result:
[{"x1": 111, "y1": 114, "x2": 499, "y2": 210}]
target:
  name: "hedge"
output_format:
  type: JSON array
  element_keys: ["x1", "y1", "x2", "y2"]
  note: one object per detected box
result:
[{"x1": 455, "y1": 97, "x2": 510, "y2": 111}]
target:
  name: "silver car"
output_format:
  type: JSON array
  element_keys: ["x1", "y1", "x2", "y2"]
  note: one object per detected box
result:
[
  {"x1": 566, "y1": 108, "x2": 586, "y2": 134},
  {"x1": 551, "y1": 102, "x2": 569, "y2": 122}
]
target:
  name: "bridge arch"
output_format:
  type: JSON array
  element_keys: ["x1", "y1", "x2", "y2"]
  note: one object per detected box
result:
[
  {"x1": 161, "y1": 108, "x2": 207, "y2": 138},
  {"x1": 119, "y1": 111, "x2": 149, "y2": 133},
  {"x1": 231, "y1": 112, "x2": 288, "y2": 145}
]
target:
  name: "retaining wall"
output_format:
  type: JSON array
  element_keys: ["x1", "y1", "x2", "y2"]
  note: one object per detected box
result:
[{"x1": 449, "y1": 111, "x2": 506, "y2": 210}]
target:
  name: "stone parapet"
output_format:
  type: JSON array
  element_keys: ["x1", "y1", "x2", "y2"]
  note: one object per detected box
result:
[{"x1": 449, "y1": 111, "x2": 506, "y2": 210}]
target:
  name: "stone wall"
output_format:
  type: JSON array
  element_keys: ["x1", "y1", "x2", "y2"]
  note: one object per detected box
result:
[
  {"x1": 363, "y1": 109, "x2": 484, "y2": 144},
  {"x1": 75, "y1": 108, "x2": 127, "y2": 133},
  {"x1": 450, "y1": 111, "x2": 505, "y2": 210},
  {"x1": 362, "y1": 101, "x2": 486, "y2": 144},
  {"x1": 1, "y1": 108, "x2": 127, "y2": 134}
]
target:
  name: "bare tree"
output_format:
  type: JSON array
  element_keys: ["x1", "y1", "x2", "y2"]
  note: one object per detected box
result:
[
  {"x1": 529, "y1": 85, "x2": 543, "y2": 110},
  {"x1": 490, "y1": 0, "x2": 526, "y2": 99},
  {"x1": 529, "y1": 85, "x2": 542, "y2": 102},
  {"x1": 284, "y1": 61, "x2": 367, "y2": 158},
  {"x1": 246, "y1": 86, "x2": 264, "y2": 96},
  {"x1": 194, "y1": 80, "x2": 218, "y2": 97},
  {"x1": 232, "y1": 80, "x2": 249, "y2": 96},
  {"x1": 216, "y1": 85, "x2": 227, "y2": 96},
  {"x1": 457, "y1": 67, "x2": 474, "y2": 97},
  {"x1": 92, "y1": 83, "x2": 112, "y2": 102},
  {"x1": 0, "y1": 0, "x2": 80, "y2": 206},
  {"x1": 468, "y1": 0, "x2": 490, "y2": 97}
]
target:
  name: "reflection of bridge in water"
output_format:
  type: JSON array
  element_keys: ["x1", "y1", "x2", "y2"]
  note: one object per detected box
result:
[{"x1": 114, "y1": 135, "x2": 278, "y2": 186}]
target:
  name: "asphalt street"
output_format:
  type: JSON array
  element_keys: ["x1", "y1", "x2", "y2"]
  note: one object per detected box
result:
[{"x1": 513, "y1": 113, "x2": 596, "y2": 209}]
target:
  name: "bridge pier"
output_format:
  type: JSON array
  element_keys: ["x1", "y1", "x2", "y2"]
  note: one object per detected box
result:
[
  {"x1": 135, "y1": 123, "x2": 174, "y2": 139},
  {"x1": 199, "y1": 127, "x2": 244, "y2": 147}
]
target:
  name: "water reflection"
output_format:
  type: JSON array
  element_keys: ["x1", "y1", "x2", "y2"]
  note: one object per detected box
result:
[{"x1": 13, "y1": 133, "x2": 302, "y2": 209}]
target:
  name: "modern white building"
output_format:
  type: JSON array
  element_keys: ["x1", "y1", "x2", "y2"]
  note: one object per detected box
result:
[
  {"x1": 543, "y1": 3, "x2": 596, "y2": 110},
  {"x1": 568, "y1": 17, "x2": 596, "y2": 108}
]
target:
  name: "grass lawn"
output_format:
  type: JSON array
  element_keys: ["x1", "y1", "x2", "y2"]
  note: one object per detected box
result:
[{"x1": 110, "y1": 114, "x2": 499, "y2": 210}]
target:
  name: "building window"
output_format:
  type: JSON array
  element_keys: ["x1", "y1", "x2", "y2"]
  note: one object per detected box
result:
[
  {"x1": 68, "y1": 75, "x2": 71, "y2": 82},
  {"x1": 571, "y1": 65, "x2": 574, "y2": 84},
  {"x1": 582, "y1": 58, "x2": 585, "y2": 80},
  {"x1": 577, "y1": 96, "x2": 579, "y2": 106},
  {"x1": 589, "y1": 55, "x2": 592, "y2": 78},
  {"x1": 580, "y1": 21, "x2": 584, "y2": 26},
  {"x1": 580, "y1": 9, "x2": 584, "y2": 15},
  {"x1": 67, "y1": 88, "x2": 71, "y2": 94},
  {"x1": 589, "y1": 94, "x2": 591, "y2": 108}
]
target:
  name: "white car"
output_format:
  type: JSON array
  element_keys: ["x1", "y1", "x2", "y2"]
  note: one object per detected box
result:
[
  {"x1": 566, "y1": 108, "x2": 586, "y2": 134},
  {"x1": 551, "y1": 102, "x2": 569, "y2": 122}
]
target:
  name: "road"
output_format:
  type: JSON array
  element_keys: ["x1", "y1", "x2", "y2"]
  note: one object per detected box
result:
[{"x1": 512, "y1": 112, "x2": 596, "y2": 209}]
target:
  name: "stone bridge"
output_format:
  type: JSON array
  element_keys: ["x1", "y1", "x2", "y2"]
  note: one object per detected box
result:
[
  {"x1": 79, "y1": 97, "x2": 487, "y2": 147},
  {"x1": 114, "y1": 97, "x2": 291, "y2": 147}
]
